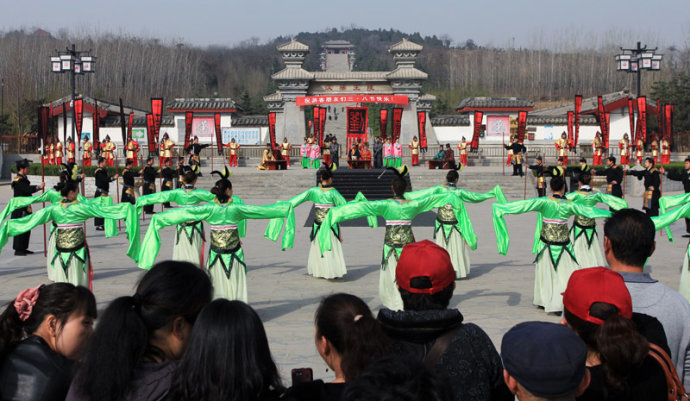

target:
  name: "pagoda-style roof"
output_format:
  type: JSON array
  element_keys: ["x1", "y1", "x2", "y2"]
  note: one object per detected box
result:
[
  {"x1": 312, "y1": 71, "x2": 388, "y2": 81},
  {"x1": 389, "y1": 38, "x2": 423, "y2": 52},
  {"x1": 167, "y1": 98, "x2": 241, "y2": 113},
  {"x1": 233, "y1": 115, "x2": 268, "y2": 127},
  {"x1": 431, "y1": 115, "x2": 470, "y2": 126},
  {"x1": 456, "y1": 97, "x2": 534, "y2": 112},
  {"x1": 271, "y1": 68, "x2": 314, "y2": 80},
  {"x1": 263, "y1": 92, "x2": 283, "y2": 102},
  {"x1": 322, "y1": 40, "x2": 353, "y2": 48},
  {"x1": 277, "y1": 39, "x2": 309, "y2": 52},
  {"x1": 526, "y1": 115, "x2": 598, "y2": 125},
  {"x1": 386, "y1": 67, "x2": 428, "y2": 80},
  {"x1": 46, "y1": 95, "x2": 148, "y2": 118}
]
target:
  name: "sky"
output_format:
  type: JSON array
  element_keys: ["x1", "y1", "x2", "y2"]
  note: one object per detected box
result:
[{"x1": 1, "y1": 0, "x2": 688, "y2": 49}]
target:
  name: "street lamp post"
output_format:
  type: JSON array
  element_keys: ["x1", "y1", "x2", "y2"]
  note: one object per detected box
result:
[
  {"x1": 50, "y1": 44, "x2": 96, "y2": 144},
  {"x1": 615, "y1": 41, "x2": 662, "y2": 97}
]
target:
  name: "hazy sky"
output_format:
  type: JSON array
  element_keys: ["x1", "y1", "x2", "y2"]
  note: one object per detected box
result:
[{"x1": 2, "y1": 0, "x2": 688, "y2": 49}]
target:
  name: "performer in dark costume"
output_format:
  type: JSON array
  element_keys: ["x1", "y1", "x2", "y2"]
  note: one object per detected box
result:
[
  {"x1": 529, "y1": 155, "x2": 546, "y2": 197},
  {"x1": 142, "y1": 157, "x2": 159, "y2": 214},
  {"x1": 627, "y1": 157, "x2": 661, "y2": 216},
  {"x1": 161, "y1": 158, "x2": 176, "y2": 208},
  {"x1": 11, "y1": 159, "x2": 44, "y2": 255},
  {"x1": 121, "y1": 159, "x2": 140, "y2": 205},
  {"x1": 594, "y1": 156, "x2": 624, "y2": 198},
  {"x1": 93, "y1": 157, "x2": 118, "y2": 231},
  {"x1": 504, "y1": 141, "x2": 526, "y2": 176},
  {"x1": 185, "y1": 136, "x2": 210, "y2": 169}
]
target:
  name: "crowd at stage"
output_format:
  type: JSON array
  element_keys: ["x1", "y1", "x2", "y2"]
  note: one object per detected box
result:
[{"x1": 2, "y1": 138, "x2": 690, "y2": 400}]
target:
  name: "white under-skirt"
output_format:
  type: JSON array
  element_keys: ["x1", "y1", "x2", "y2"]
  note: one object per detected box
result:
[
  {"x1": 534, "y1": 245, "x2": 579, "y2": 313},
  {"x1": 307, "y1": 231, "x2": 347, "y2": 279}
]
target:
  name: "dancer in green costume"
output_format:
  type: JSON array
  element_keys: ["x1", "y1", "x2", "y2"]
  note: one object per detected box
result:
[
  {"x1": 404, "y1": 169, "x2": 507, "y2": 278},
  {"x1": 659, "y1": 191, "x2": 690, "y2": 241},
  {"x1": 652, "y1": 202, "x2": 690, "y2": 301},
  {"x1": 135, "y1": 174, "x2": 295, "y2": 302},
  {"x1": 0, "y1": 181, "x2": 138, "y2": 289},
  {"x1": 566, "y1": 168, "x2": 628, "y2": 268},
  {"x1": 318, "y1": 168, "x2": 468, "y2": 310},
  {"x1": 492, "y1": 174, "x2": 611, "y2": 312}
]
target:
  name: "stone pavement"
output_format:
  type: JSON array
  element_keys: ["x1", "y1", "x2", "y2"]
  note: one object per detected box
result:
[{"x1": 0, "y1": 176, "x2": 687, "y2": 382}]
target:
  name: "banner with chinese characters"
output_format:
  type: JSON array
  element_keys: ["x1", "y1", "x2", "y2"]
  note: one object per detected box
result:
[
  {"x1": 471, "y1": 111, "x2": 483, "y2": 151},
  {"x1": 74, "y1": 98, "x2": 83, "y2": 138},
  {"x1": 602, "y1": 112, "x2": 610, "y2": 152},
  {"x1": 146, "y1": 114, "x2": 156, "y2": 155},
  {"x1": 268, "y1": 112, "x2": 277, "y2": 150},
  {"x1": 628, "y1": 99, "x2": 635, "y2": 142},
  {"x1": 222, "y1": 127, "x2": 260, "y2": 145},
  {"x1": 517, "y1": 111, "x2": 527, "y2": 143},
  {"x1": 486, "y1": 116, "x2": 510, "y2": 139},
  {"x1": 184, "y1": 112, "x2": 193, "y2": 149},
  {"x1": 417, "y1": 111, "x2": 427, "y2": 150},
  {"x1": 637, "y1": 96, "x2": 647, "y2": 142},
  {"x1": 127, "y1": 113, "x2": 133, "y2": 142},
  {"x1": 313, "y1": 108, "x2": 320, "y2": 138},
  {"x1": 319, "y1": 107, "x2": 326, "y2": 148},
  {"x1": 151, "y1": 98, "x2": 163, "y2": 139},
  {"x1": 296, "y1": 94, "x2": 408, "y2": 106},
  {"x1": 379, "y1": 109, "x2": 388, "y2": 140},
  {"x1": 347, "y1": 107, "x2": 368, "y2": 149},
  {"x1": 664, "y1": 104, "x2": 673, "y2": 141},
  {"x1": 391, "y1": 108, "x2": 403, "y2": 142},
  {"x1": 119, "y1": 98, "x2": 127, "y2": 145},
  {"x1": 574, "y1": 95, "x2": 582, "y2": 147},
  {"x1": 567, "y1": 111, "x2": 574, "y2": 147},
  {"x1": 92, "y1": 100, "x2": 99, "y2": 145},
  {"x1": 214, "y1": 113, "x2": 222, "y2": 154}
]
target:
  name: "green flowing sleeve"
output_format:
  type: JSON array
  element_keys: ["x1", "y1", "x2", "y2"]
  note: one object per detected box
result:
[
  {"x1": 138, "y1": 205, "x2": 215, "y2": 269},
  {"x1": 0, "y1": 206, "x2": 55, "y2": 254},
  {"x1": 407, "y1": 193, "x2": 465, "y2": 216},
  {"x1": 88, "y1": 196, "x2": 119, "y2": 237},
  {"x1": 565, "y1": 203, "x2": 612, "y2": 220},
  {"x1": 318, "y1": 200, "x2": 390, "y2": 254},
  {"x1": 264, "y1": 189, "x2": 315, "y2": 241},
  {"x1": 660, "y1": 192, "x2": 690, "y2": 215},
  {"x1": 593, "y1": 193, "x2": 628, "y2": 210},
  {"x1": 446, "y1": 193, "x2": 478, "y2": 250},
  {"x1": 77, "y1": 202, "x2": 140, "y2": 260},
  {"x1": 231, "y1": 195, "x2": 247, "y2": 238},
  {"x1": 0, "y1": 191, "x2": 61, "y2": 225},
  {"x1": 404, "y1": 186, "x2": 442, "y2": 200},
  {"x1": 285, "y1": 187, "x2": 317, "y2": 208},
  {"x1": 348, "y1": 192, "x2": 378, "y2": 227},
  {"x1": 456, "y1": 185, "x2": 507, "y2": 204},
  {"x1": 652, "y1": 203, "x2": 690, "y2": 243},
  {"x1": 492, "y1": 198, "x2": 547, "y2": 255},
  {"x1": 235, "y1": 202, "x2": 295, "y2": 250}
]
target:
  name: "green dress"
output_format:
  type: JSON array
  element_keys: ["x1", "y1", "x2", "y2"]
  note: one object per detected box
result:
[
  {"x1": 136, "y1": 200, "x2": 295, "y2": 302},
  {"x1": 405, "y1": 184, "x2": 507, "y2": 278},
  {"x1": 266, "y1": 186, "x2": 348, "y2": 279},
  {"x1": 0, "y1": 199, "x2": 138, "y2": 289},
  {"x1": 135, "y1": 188, "x2": 246, "y2": 266},
  {"x1": 566, "y1": 187, "x2": 628, "y2": 268},
  {"x1": 493, "y1": 196, "x2": 611, "y2": 312},
  {"x1": 652, "y1": 203, "x2": 690, "y2": 301},
  {"x1": 318, "y1": 192, "x2": 466, "y2": 310},
  {"x1": 659, "y1": 192, "x2": 690, "y2": 241}
]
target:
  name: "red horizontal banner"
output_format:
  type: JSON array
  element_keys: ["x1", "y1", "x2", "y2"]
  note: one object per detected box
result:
[{"x1": 296, "y1": 94, "x2": 408, "y2": 106}]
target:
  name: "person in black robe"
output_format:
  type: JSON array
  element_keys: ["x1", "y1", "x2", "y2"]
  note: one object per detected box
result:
[
  {"x1": 627, "y1": 157, "x2": 661, "y2": 216},
  {"x1": 142, "y1": 157, "x2": 159, "y2": 214},
  {"x1": 161, "y1": 159, "x2": 176, "y2": 208},
  {"x1": 121, "y1": 159, "x2": 140, "y2": 205},
  {"x1": 93, "y1": 157, "x2": 117, "y2": 230},
  {"x1": 11, "y1": 159, "x2": 44, "y2": 255}
]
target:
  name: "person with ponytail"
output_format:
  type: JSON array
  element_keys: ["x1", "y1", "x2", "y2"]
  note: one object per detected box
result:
[
  {"x1": 0, "y1": 180, "x2": 139, "y2": 288},
  {"x1": 492, "y1": 170, "x2": 612, "y2": 313},
  {"x1": 134, "y1": 171, "x2": 295, "y2": 301},
  {"x1": 0, "y1": 283, "x2": 96, "y2": 401},
  {"x1": 288, "y1": 293, "x2": 388, "y2": 401},
  {"x1": 317, "y1": 167, "x2": 467, "y2": 310},
  {"x1": 167, "y1": 299, "x2": 286, "y2": 401},
  {"x1": 404, "y1": 168, "x2": 507, "y2": 278},
  {"x1": 66, "y1": 261, "x2": 212, "y2": 401},
  {"x1": 561, "y1": 267, "x2": 667, "y2": 400}
]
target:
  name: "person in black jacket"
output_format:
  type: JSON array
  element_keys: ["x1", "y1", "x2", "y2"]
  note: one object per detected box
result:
[
  {"x1": 120, "y1": 159, "x2": 140, "y2": 205},
  {"x1": 529, "y1": 156, "x2": 546, "y2": 196},
  {"x1": 661, "y1": 156, "x2": 690, "y2": 236},
  {"x1": 377, "y1": 241, "x2": 513, "y2": 401},
  {"x1": 0, "y1": 283, "x2": 96, "y2": 401},
  {"x1": 142, "y1": 157, "x2": 159, "y2": 214},
  {"x1": 627, "y1": 157, "x2": 661, "y2": 216},
  {"x1": 185, "y1": 136, "x2": 210, "y2": 168},
  {"x1": 11, "y1": 159, "x2": 44, "y2": 255},
  {"x1": 594, "y1": 156, "x2": 624, "y2": 198},
  {"x1": 161, "y1": 158, "x2": 176, "y2": 208},
  {"x1": 93, "y1": 157, "x2": 117, "y2": 231}
]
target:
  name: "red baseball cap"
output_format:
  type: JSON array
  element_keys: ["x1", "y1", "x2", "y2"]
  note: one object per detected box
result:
[
  {"x1": 562, "y1": 267, "x2": 632, "y2": 325},
  {"x1": 396, "y1": 240, "x2": 455, "y2": 294}
]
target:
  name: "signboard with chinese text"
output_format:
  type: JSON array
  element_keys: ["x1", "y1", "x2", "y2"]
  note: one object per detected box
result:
[
  {"x1": 192, "y1": 116, "x2": 215, "y2": 138},
  {"x1": 222, "y1": 127, "x2": 261, "y2": 145},
  {"x1": 486, "y1": 116, "x2": 510, "y2": 139},
  {"x1": 296, "y1": 95, "x2": 408, "y2": 107}
]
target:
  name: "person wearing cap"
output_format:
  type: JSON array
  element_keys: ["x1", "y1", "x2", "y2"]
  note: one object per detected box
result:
[
  {"x1": 565, "y1": 168, "x2": 628, "y2": 269},
  {"x1": 592, "y1": 132, "x2": 603, "y2": 166},
  {"x1": 161, "y1": 158, "x2": 176, "y2": 207},
  {"x1": 376, "y1": 240, "x2": 512, "y2": 401},
  {"x1": 141, "y1": 157, "x2": 159, "y2": 214},
  {"x1": 619, "y1": 133, "x2": 631, "y2": 165},
  {"x1": 102, "y1": 135, "x2": 116, "y2": 167},
  {"x1": 317, "y1": 176, "x2": 466, "y2": 310},
  {"x1": 186, "y1": 135, "x2": 210, "y2": 167},
  {"x1": 457, "y1": 137, "x2": 468, "y2": 167},
  {"x1": 159, "y1": 132, "x2": 175, "y2": 165},
  {"x1": 10, "y1": 159, "x2": 45, "y2": 255},
  {"x1": 409, "y1": 136, "x2": 421, "y2": 166},
  {"x1": 54, "y1": 139, "x2": 64, "y2": 166},
  {"x1": 330, "y1": 137, "x2": 340, "y2": 168},
  {"x1": 404, "y1": 171, "x2": 506, "y2": 279},
  {"x1": 635, "y1": 135, "x2": 645, "y2": 165},
  {"x1": 659, "y1": 157, "x2": 690, "y2": 237},
  {"x1": 568, "y1": 158, "x2": 588, "y2": 191},
  {"x1": 555, "y1": 132, "x2": 570, "y2": 165},
  {"x1": 66, "y1": 137, "x2": 76, "y2": 163},
  {"x1": 651, "y1": 135, "x2": 660, "y2": 165},
  {"x1": 529, "y1": 155, "x2": 546, "y2": 196},
  {"x1": 501, "y1": 321, "x2": 590, "y2": 401},
  {"x1": 225, "y1": 137, "x2": 240, "y2": 167},
  {"x1": 504, "y1": 140, "x2": 526, "y2": 176},
  {"x1": 609, "y1": 209, "x2": 690, "y2": 386},
  {"x1": 625, "y1": 157, "x2": 661, "y2": 216},
  {"x1": 661, "y1": 136, "x2": 671, "y2": 164},
  {"x1": 492, "y1": 173, "x2": 611, "y2": 313},
  {"x1": 82, "y1": 134, "x2": 93, "y2": 166},
  {"x1": 126, "y1": 136, "x2": 140, "y2": 167},
  {"x1": 593, "y1": 156, "x2": 624, "y2": 199},
  {"x1": 561, "y1": 267, "x2": 668, "y2": 400}
]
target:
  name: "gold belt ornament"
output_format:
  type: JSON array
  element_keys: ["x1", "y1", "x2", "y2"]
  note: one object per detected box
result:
[
  {"x1": 540, "y1": 222, "x2": 569, "y2": 245},
  {"x1": 574, "y1": 215, "x2": 595, "y2": 228},
  {"x1": 314, "y1": 207, "x2": 331, "y2": 225},
  {"x1": 644, "y1": 190, "x2": 654, "y2": 209},
  {"x1": 210, "y1": 228, "x2": 240, "y2": 253},
  {"x1": 437, "y1": 204, "x2": 457, "y2": 224},
  {"x1": 56, "y1": 227, "x2": 85, "y2": 251},
  {"x1": 384, "y1": 224, "x2": 414, "y2": 247}
]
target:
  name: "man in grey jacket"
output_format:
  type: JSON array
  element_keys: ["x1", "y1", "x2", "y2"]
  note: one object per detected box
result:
[
  {"x1": 329, "y1": 136, "x2": 340, "y2": 168},
  {"x1": 604, "y1": 208, "x2": 690, "y2": 388}
]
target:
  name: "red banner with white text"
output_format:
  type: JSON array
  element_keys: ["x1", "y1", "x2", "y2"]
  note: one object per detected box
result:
[
  {"x1": 297, "y1": 94, "x2": 408, "y2": 106},
  {"x1": 517, "y1": 111, "x2": 527, "y2": 143},
  {"x1": 151, "y1": 98, "x2": 163, "y2": 139},
  {"x1": 392, "y1": 108, "x2": 403, "y2": 143},
  {"x1": 74, "y1": 98, "x2": 83, "y2": 139},
  {"x1": 214, "y1": 113, "x2": 222, "y2": 154},
  {"x1": 628, "y1": 99, "x2": 635, "y2": 142},
  {"x1": 567, "y1": 111, "x2": 574, "y2": 147},
  {"x1": 637, "y1": 96, "x2": 647, "y2": 142},
  {"x1": 417, "y1": 111, "x2": 427, "y2": 150},
  {"x1": 574, "y1": 95, "x2": 582, "y2": 147},
  {"x1": 268, "y1": 112, "x2": 276, "y2": 150},
  {"x1": 379, "y1": 109, "x2": 388, "y2": 140},
  {"x1": 471, "y1": 111, "x2": 483, "y2": 152},
  {"x1": 319, "y1": 107, "x2": 326, "y2": 148},
  {"x1": 146, "y1": 114, "x2": 157, "y2": 155},
  {"x1": 184, "y1": 112, "x2": 193, "y2": 149}
]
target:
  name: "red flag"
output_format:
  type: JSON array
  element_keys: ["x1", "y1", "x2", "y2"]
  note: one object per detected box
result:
[
  {"x1": 392, "y1": 108, "x2": 403, "y2": 142},
  {"x1": 637, "y1": 96, "x2": 647, "y2": 142},
  {"x1": 62, "y1": 102, "x2": 68, "y2": 144},
  {"x1": 319, "y1": 107, "x2": 326, "y2": 148},
  {"x1": 574, "y1": 95, "x2": 582, "y2": 147},
  {"x1": 268, "y1": 112, "x2": 277, "y2": 150},
  {"x1": 471, "y1": 111, "x2": 483, "y2": 151},
  {"x1": 628, "y1": 98, "x2": 635, "y2": 141},
  {"x1": 127, "y1": 113, "x2": 133, "y2": 142},
  {"x1": 417, "y1": 111, "x2": 427, "y2": 150},
  {"x1": 379, "y1": 109, "x2": 388, "y2": 140},
  {"x1": 517, "y1": 111, "x2": 527, "y2": 143},
  {"x1": 657, "y1": 100, "x2": 663, "y2": 141},
  {"x1": 567, "y1": 111, "x2": 574, "y2": 146},
  {"x1": 74, "y1": 98, "x2": 83, "y2": 138},
  {"x1": 313, "y1": 108, "x2": 320, "y2": 138},
  {"x1": 664, "y1": 104, "x2": 673, "y2": 141},
  {"x1": 214, "y1": 113, "x2": 222, "y2": 154},
  {"x1": 119, "y1": 98, "x2": 127, "y2": 146},
  {"x1": 146, "y1": 113, "x2": 156, "y2": 155},
  {"x1": 602, "y1": 112, "x2": 610, "y2": 152},
  {"x1": 151, "y1": 98, "x2": 163, "y2": 138},
  {"x1": 184, "y1": 111, "x2": 193, "y2": 149}
]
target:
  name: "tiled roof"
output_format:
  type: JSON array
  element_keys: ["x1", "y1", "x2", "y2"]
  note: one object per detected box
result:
[
  {"x1": 167, "y1": 98, "x2": 241, "y2": 112},
  {"x1": 456, "y1": 97, "x2": 534, "y2": 110},
  {"x1": 419, "y1": 94, "x2": 437, "y2": 101},
  {"x1": 100, "y1": 114, "x2": 174, "y2": 127},
  {"x1": 322, "y1": 40, "x2": 353, "y2": 47},
  {"x1": 233, "y1": 115, "x2": 268, "y2": 127},
  {"x1": 530, "y1": 91, "x2": 638, "y2": 116},
  {"x1": 271, "y1": 68, "x2": 314, "y2": 80},
  {"x1": 431, "y1": 115, "x2": 470, "y2": 126},
  {"x1": 386, "y1": 67, "x2": 428, "y2": 80},
  {"x1": 526, "y1": 115, "x2": 598, "y2": 125},
  {"x1": 277, "y1": 39, "x2": 309, "y2": 52},
  {"x1": 46, "y1": 95, "x2": 148, "y2": 116},
  {"x1": 263, "y1": 92, "x2": 283, "y2": 102},
  {"x1": 312, "y1": 71, "x2": 388, "y2": 81},
  {"x1": 389, "y1": 38, "x2": 423, "y2": 52}
]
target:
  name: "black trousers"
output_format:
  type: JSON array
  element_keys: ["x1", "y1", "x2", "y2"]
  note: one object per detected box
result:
[
  {"x1": 11, "y1": 208, "x2": 30, "y2": 251},
  {"x1": 162, "y1": 182, "x2": 173, "y2": 207},
  {"x1": 94, "y1": 190, "x2": 108, "y2": 227},
  {"x1": 143, "y1": 183, "x2": 155, "y2": 213}
]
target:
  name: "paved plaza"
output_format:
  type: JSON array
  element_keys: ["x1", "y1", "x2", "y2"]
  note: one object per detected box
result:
[{"x1": 0, "y1": 172, "x2": 687, "y2": 382}]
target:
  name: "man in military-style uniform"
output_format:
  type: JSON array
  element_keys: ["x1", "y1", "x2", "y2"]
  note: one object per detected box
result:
[
  {"x1": 627, "y1": 157, "x2": 661, "y2": 216},
  {"x1": 529, "y1": 155, "x2": 546, "y2": 197},
  {"x1": 11, "y1": 159, "x2": 45, "y2": 255},
  {"x1": 409, "y1": 136, "x2": 420, "y2": 166},
  {"x1": 66, "y1": 137, "x2": 76, "y2": 163},
  {"x1": 82, "y1": 135, "x2": 93, "y2": 166},
  {"x1": 54, "y1": 139, "x2": 64, "y2": 166},
  {"x1": 126, "y1": 137, "x2": 140, "y2": 167},
  {"x1": 94, "y1": 157, "x2": 118, "y2": 230},
  {"x1": 281, "y1": 137, "x2": 292, "y2": 166},
  {"x1": 121, "y1": 159, "x2": 140, "y2": 204},
  {"x1": 142, "y1": 157, "x2": 159, "y2": 214},
  {"x1": 161, "y1": 158, "x2": 176, "y2": 208}
]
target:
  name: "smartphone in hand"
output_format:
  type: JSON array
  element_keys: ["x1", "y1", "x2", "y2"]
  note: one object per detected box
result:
[{"x1": 291, "y1": 368, "x2": 313, "y2": 385}]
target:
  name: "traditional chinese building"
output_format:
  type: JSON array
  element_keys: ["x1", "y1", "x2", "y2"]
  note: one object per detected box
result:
[{"x1": 265, "y1": 38, "x2": 437, "y2": 147}]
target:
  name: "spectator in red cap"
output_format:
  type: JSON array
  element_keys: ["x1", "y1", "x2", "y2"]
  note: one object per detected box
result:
[
  {"x1": 376, "y1": 240, "x2": 512, "y2": 401},
  {"x1": 561, "y1": 267, "x2": 668, "y2": 400}
]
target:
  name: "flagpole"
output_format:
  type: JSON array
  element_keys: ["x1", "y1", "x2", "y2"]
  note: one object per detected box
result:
[{"x1": 41, "y1": 155, "x2": 47, "y2": 257}]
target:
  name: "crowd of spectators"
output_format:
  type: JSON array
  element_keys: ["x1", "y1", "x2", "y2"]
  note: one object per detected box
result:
[{"x1": 1, "y1": 209, "x2": 689, "y2": 401}]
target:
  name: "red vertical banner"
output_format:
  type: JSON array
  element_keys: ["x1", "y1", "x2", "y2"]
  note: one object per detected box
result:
[
  {"x1": 268, "y1": 112, "x2": 277, "y2": 150},
  {"x1": 214, "y1": 113, "x2": 222, "y2": 154},
  {"x1": 151, "y1": 98, "x2": 163, "y2": 136},
  {"x1": 392, "y1": 108, "x2": 403, "y2": 142},
  {"x1": 62, "y1": 102, "x2": 68, "y2": 144},
  {"x1": 74, "y1": 98, "x2": 83, "y2": 138},
  {"x1": 471, "y1": 111, "x2": 483, "y2": 151},
  {"x1": 637, "y1": 96, "x2": 647, "y2": 142},
  {"x1": 119, "y1": 98, "x2": 127, "y2": 146},
  {"x1": 313, "y1": 108, "x2": 320, "y2": 139},
  {"x1": 146, "y1": 114, "x2": 156, "y2": 155},
  {"x1": 184, "y1": 111, "x2": 193, "y2": 149},
  {"x1": 574, "y1": 95, "x2": 582, "y2": 147},
  {"x1": 319, "y1": 107, "x2": 326, "y2": 148},
  {"x1": 127, "y1": 113, "x2": 133, "y2": 142},
  {"x1": 628, "y1": 98, "x2": 635, "y2": 141},
  {"x1": 657, "y1": 100, "x2": 663, "y2": 140},
  {"x1": 517, "y1": 111, "x2": 527, "y2": 143},
  {"x1": 379, "y1": 109, "x2": 388, "y2": 140},
  {"x1": 417, "y1": 111, "x2": 427, "y2": 149},
  {"x1": 596, "y1": 95, "x2": 606, "y2": 145},
  {"x1": 567, "y1": 111, "x2": 574, "y2": 146},
  {"x1": 602, "y1": 112, "x2": 610, "y2": 152},
  {"x1": 664, "y1": 104, "x2": 673, "y2": 140}
]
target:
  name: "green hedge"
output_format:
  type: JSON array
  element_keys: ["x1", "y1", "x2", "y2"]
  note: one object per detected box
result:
[
  {"x1": 529, "y1": 162, "x2": 685, "y2": 176},
  {"x1": 11, "y1": 163, "x2": 141, "y2": 177}
]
